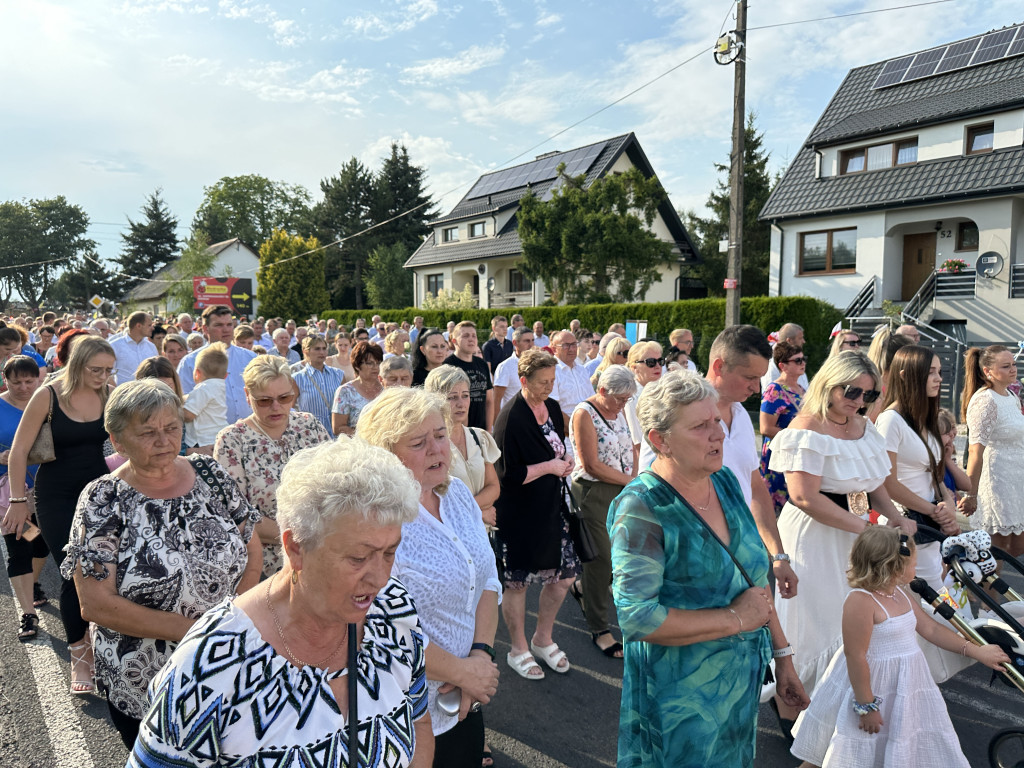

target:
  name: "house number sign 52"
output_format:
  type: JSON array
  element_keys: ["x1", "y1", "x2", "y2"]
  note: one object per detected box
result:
[{"x1": 938, "y1": 230, "x2": 953, "y2": 239}]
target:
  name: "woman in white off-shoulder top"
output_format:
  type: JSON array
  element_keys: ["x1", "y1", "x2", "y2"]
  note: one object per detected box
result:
[{"x1": 767, "y1": 351, "x2": 916, "y2": 735}]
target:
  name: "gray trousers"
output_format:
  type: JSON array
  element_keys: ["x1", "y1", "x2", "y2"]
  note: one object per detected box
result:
[{"x1": 571, "y1": 477, "x2": 623, "y2": 635}]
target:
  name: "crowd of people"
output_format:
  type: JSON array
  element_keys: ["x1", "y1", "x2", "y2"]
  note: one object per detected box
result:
[{"x1": 0, "y1": 305, "x2": 1020, "y2": 767}]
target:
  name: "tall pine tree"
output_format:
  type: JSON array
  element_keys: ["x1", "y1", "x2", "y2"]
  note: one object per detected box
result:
[
  {"x1": 685, "y1": 114, "x2": 775, "y2": 297},
  {"x1": 116, "y1": 189, "x2": 179, "y2": 296}
]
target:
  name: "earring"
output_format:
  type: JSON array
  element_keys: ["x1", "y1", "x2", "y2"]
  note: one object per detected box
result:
[{"x1": 291, "y1": 570, "x2": 298, "y2": 585}]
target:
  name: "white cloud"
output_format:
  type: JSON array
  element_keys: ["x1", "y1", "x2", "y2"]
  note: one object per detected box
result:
[
  {"x1": 536, "y1": 12, "x2": 561, "y2": 28},
  {"x1": 344, "y1": 0, "x2": 439, "y2": 40},
  {"x1": 117, "y1": 0, "x2": 210, "y2": 16},
  {"x1": 400, "y1": 44, "x2": 507, "y2": 84},
  {"x1": 218, "y1": 60, "x2": 371, "y2": 106}
]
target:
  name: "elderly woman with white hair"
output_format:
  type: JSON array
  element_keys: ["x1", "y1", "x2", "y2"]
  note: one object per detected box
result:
[
  {"x1": 623, "y1": 340, "x2": 664, "y2": 467},
  {"x1": 215, "y1": 355, "x2": 331, "y2": 579},
  {"x1": 609, "y1": 370, "x2": 808, "y2": 768},
  {"x1": 61, "y1": 380, "x2": 261, "y2": 748},
  {"x1": 129, "y1": 437, "x2": 435, "y2": 768},
  {"x1": 567, "y1": 364, "x2": 637, "y2": 658},
  {"x1": 358, "y1": 388, "x2": 500, "y2": 768}
]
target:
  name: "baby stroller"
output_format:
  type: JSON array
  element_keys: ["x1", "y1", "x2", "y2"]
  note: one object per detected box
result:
[{"x1": 909, "y1": 525, "x2": 1024, "y2": 767}]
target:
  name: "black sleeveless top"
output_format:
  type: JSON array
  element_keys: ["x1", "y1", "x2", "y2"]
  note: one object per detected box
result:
[{"x1": 34, "y1": 387, "x2": 108, "y2": 506}]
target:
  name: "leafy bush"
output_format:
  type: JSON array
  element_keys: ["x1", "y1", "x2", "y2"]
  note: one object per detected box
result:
[{"x1": 320, "y1": 295, "x2": 843, "y2": 374}]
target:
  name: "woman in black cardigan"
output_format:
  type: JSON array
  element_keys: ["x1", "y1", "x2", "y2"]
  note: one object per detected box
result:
[{"x1": 493, "y1": 348, "x2": 580, "y2": 681}]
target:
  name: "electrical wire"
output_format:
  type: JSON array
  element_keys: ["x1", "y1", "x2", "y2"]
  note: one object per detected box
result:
[{"x1": 748, "y1": 0, "x2": 954, "y2": 32}]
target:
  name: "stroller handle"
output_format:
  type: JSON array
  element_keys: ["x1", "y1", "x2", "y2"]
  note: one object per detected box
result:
[{"x1": 909, "y1": 579, "x2": 1024, "y2": 694}]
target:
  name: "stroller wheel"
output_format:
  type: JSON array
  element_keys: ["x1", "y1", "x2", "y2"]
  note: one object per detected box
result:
[{"x1": 989, "y1": 728, "x2": 1024, "y2": 768}]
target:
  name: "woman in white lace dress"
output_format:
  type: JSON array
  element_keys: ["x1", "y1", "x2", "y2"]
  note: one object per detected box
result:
[
  {"x1": 768, "y1": 352, "x2": 916, "y2": 735},
  {"x1": 959, "y1": 345, "x2": 1024, "y2": 557}
]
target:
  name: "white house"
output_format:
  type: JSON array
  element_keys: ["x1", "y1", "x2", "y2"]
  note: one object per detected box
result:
[
  {"x1": 123, "y1": 238, "x2": 260, "y2": 318},
  {"x1": 404, "y1": 133, "x2": 701, "y2": 308},
  {"x1": 760, "y1": 23, "x2": 1024, "y2": 345}
]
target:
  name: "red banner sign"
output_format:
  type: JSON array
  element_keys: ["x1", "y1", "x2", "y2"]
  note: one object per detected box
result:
[{"x1": 193, "y1": 277, "x2": 253, "y2": 315}]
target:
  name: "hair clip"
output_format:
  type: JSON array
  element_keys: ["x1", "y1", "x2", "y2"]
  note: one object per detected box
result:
[{"x1": 898, "y1": 533, "x2": 911, "y2": 557}]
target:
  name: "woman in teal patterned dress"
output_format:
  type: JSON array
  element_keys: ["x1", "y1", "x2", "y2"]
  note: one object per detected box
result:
[{"x1": 609, "y1": 371, "x2": 809, "y2": 768}]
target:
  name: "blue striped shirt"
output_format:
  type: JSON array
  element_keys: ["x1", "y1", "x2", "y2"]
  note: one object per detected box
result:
[{"x1": 293, "y1": 364, "x2": 346, "y2": 436}]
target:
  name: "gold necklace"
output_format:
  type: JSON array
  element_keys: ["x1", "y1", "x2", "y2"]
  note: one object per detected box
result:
[
  {"x1": 688, "y1": 478, "x2": 714, "y2": 511},
  {"x1": 264, "y1": 577, "x2": 347, "y2": 668}
]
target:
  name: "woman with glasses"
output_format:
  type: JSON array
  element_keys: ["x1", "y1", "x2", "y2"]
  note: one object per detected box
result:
[
  {"x1": 4, "y1": 336, "x2": 114, "y2": 694},
  {"x1": 331, "y1": 341, "x2": 384, "y2": 436},
  {"x1": 215, "y1": 356, "x2": 330, "y2": 579},
  {"x1": 589, "y1": 336, "x2": 632, "y2": 390},
  {"x1": 759, "y1": 340, "x2": 806, "y2": 514},
  {"x1": 828, "y1": 329, "x2": 861, "y2": 357},
  {"x1": 765, "y1": 351, "x2": 916, "y2": 738}
]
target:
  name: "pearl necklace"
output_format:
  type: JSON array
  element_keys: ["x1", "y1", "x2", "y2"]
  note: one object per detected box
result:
[
  {"x1": 873, "y1": 587, "x2": 899, "y2": 602},
  {"x1": 264, "y1": 578, "x2": 347, "y2": 668}
]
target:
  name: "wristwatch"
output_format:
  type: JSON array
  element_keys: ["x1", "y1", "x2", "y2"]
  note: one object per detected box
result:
[
  {"x1": 470, "y1": 642, "x2": 496, "y2": 661},
  {"x1": 772, "y1": 553, "x2": 791, "y2": 563}
]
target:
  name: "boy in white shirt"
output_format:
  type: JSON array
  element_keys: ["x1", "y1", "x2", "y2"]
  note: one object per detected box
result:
[{"x1": 183, "y1": 342, "x2": 229, "y2": 455}]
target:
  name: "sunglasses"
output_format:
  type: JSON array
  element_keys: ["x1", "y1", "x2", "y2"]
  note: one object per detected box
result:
[
  {"x1": 842, "y1": 385, "x2": 880, "y2": 404},
  {"x1": 842, "y1": 339, "x2": 861, "y2": 347},
  {"x1": 784, "y1": 356, "x2": 807, "y2": 365},
  {"x1": 641, "y1": 357, "x2": 665, "y2": 368},
  {"x1": 252, "y1": 393, "x2": 297, "y2": 408}
]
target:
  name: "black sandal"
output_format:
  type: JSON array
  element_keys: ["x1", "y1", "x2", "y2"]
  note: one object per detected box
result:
[
  {"x1": 33, "y1": 583, "x2": 48, "y2": 608},
  {"x1": 769, "y1": 697, "x2": 795, "y2": 745},
  {"x1": 591, "y1": 630, "x2": 623, "y2": 658},
  {"x1": 570, "y1": 581, "x2": 586, "y2": 618},
  {"x1": 18, "y1": 613, "x2": 39, "y2": 642},
  {"x1": 481, "y1": 748, "x2": 494, "y2": 767}
]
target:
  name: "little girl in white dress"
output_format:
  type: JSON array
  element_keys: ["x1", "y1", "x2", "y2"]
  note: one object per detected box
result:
[{"x1": 791, "y1": 526, "x2": 1009, "y2": 767}]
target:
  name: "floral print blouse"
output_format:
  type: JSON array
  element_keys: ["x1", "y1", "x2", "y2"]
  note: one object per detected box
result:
[
  {"x1": 60, "y1": 455, "x2": 258, "y2": 720},
  {"x1": 214, "y1": 412, "x2": 331, "y2": 577}
]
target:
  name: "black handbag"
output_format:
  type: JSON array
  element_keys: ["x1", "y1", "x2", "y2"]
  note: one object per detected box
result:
[{"x1": 562, "y1": 479, "x2": 599, "y2": 563}]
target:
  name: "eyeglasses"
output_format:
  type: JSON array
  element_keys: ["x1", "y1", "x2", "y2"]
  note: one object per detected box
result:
[
  {"x1": 86, "y1": 366, "x2": 114, "y2": 376},
  {"x1": 556, "y1": 342, "x2": 579, "y2": 349},
  {"x1": 616, "y1": 350, "x2": 628, "y2": 358},
  {"x1": 842, "y1": 385, "x2": 880, "y2": 404},
  {"x1": 640, "y1": 357, "x2": 665, "y2": 368},
  {"x1": 252, "y1": 393, "x2": 297, "y2": 408},
  {"x1": 842, "y1": 339, "x2": 861, "y2": 347},
  {"x1": 784, "y1": 356, "x2": 807, "y2": 365}
]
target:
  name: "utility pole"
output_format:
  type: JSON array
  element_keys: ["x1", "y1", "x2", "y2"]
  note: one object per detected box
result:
[{"x1": 725, "y1": 0, "x2": 747, "y2": 326}]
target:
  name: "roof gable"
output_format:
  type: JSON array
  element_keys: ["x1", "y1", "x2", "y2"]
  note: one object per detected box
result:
[{"x1": 406, "y1": 132, "x2": 698, "y2": 269}]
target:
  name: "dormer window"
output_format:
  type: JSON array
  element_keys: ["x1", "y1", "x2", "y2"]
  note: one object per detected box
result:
[
  {"x1": 966, "y1": 123, "x2": 994, "y2": 155},
  {"x1": 469, "y1": 222, "x2": 486, "y2": 238},
  {"x1": 839, "y1": 138, "x2": 918, "y2": 175},
  {"x1": 442, "y1": 227, "x2": 459, "y2": 243}
]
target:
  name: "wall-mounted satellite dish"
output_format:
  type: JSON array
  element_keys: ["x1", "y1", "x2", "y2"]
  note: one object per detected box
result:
[{"x1": 977, "y1": 251, "x2": 1004, "y2": 279}]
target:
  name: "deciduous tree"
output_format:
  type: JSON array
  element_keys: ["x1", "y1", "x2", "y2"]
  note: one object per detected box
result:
[
  {"x1": 163, "y1": 231, "x2": 220, "y2": 315},
  {"x1": 48, "y1": 253, "x2": 118, "y2": 310},
  {"x1": 257, "y1": 230, "x2": 330, "y2": 320},
  {"x1": 115, "y1": 189, "x2": 180, "y2": 295},
  {"x1": 685, "y1": 113, "x2": 775, "y2": 297},
  {"x1": 365, "y1": 243, "x2": 413, "y2": 308},
  {"x1": 193, "y1": 175, "x2": 313, "y2": 250},
  {"x1": 517, "y1": 166, "x2": 673, "y2": 304}
]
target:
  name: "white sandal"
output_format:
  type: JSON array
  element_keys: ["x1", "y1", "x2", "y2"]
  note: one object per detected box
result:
[
  {"x1": 506, "y1": 650, "x2": 545, "y2": 680},
  {"x1": 530, "y1": 640, "x2": 570, "y2": 674},
  {"x1": 69, "y1": 641, "x2": 96, "y2": 696}
]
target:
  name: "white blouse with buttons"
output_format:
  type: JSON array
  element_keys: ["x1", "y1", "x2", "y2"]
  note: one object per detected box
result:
[{"x1": 391, "y1": 476, "x2": 502, "y2": 736}]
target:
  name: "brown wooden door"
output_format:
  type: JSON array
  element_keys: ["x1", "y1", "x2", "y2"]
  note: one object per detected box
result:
[{"x1": 902, "y1": 233, "x2": 936, "y2": 300}]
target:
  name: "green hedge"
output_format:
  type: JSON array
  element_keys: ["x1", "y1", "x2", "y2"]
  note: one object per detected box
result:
[{"x1": 321, "y1": 296, "x2": 843, "y2": 374}]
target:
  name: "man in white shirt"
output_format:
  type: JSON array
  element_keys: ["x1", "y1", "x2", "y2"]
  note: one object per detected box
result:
[
  {"x1": 178, "y1": 305, "x2": 257, "y2": 423},
  {"x1": 91, "y1": 318, "x2": 112, "y2": 340},
  {"x1": 669, "y1": 328, "x2": 699, "y2": 372},
  {"x1": 549, "y1": 330, "x2": 592, "y2": 432},
  {"x1": 493, "y1": 327, "x2": 534, "y2": 411},
  {"x1": 177, "y1": 313, "x2": 195, "y2": 335},
  {"x1": 532, "y1": 320, "x2": 550, "y2": 349},
  {"x1": 706, "y1": 324, "x2": 797, "y2": 600},
  {"x1": 761, "y1": 323, "x2": 809, "y2": 392},
  {"x1": 110, "y1": 311, "x2": 158, "y2": 385},
  {"x1": 366, "y1": 315, "x2": 384, "y2": 340}
]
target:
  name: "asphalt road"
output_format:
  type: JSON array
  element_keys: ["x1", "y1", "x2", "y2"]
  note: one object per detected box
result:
[{"x1": 1, "y1": 554, "x2": 1021, "y2": 768}]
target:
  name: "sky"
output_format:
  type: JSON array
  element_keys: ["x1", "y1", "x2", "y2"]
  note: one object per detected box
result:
[{"x1": 1, "y1": 0, "x2": 1021, "y2": 270}]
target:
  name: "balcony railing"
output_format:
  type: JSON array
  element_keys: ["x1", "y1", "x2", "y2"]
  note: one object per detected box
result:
[
  {"x1": 934, "y1": 269, "x2": 976, "y2": 299},
  {"x1": 1011, "y1": 264, "x2": 1024, "y2": 299}
]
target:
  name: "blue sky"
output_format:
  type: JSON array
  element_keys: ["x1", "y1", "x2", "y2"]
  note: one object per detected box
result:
[{"x1": 1, "y1": 0, "x2": 1021, "y2": 267}]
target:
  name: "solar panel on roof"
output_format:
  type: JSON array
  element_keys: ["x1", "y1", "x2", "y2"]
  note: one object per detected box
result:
[
  {"x1": 936, "y1": 38, "x2": 982, "y2": 73},
  {"x1": 903, "y1": 48, "x2": 945, "y2": 81},
  {"x1": 872, "y1": 55, "x2": 914, "y2": 88},
  {"x1": 971, "y1": 28, "x2": 1017, "y2": 65},
  {"x1": 1010, "y1": 27, "x2": 1024, "y2": 57}
]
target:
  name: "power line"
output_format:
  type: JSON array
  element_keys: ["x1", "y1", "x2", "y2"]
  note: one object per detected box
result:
[{"x1": 747, "y1": 0, "x2": 954, "y2": 31}]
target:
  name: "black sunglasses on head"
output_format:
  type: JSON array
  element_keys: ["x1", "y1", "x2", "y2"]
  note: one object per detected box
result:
[
  {"x1": 843, "y1": 385, "x2": 880, "y2": 404},
  {"x1": 641, "y1": 357, "x2": 665, "y2": 368}
]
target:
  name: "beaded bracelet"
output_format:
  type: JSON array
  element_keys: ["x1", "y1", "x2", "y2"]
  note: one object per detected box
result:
[
  {"x1": 7, "y1": 497, "x2": 27, "y2": 504},
  {"x1": 852, "y1": 696, "x2": 882, "y2": 716},
  {"x1": 727, "y1": 607, "x2": 743, "y2": 632}
]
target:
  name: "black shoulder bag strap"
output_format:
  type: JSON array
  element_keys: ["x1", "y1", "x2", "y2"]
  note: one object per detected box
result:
[
  {"x1": 584, "y1": 400, "x2": 614, "y2": 432},
  {"x1": 192, "y1": 456, "x2": 231, "y2": 511}
]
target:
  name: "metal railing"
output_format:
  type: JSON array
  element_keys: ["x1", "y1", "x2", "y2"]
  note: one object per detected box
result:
[
  {"x1": 844, "y1": 275, "x2": 877, "y2": 319},
  {"x1": 935, "y1": 269, "x2": 976, "y2": 299},
  {"x1": 903, "y1": 271, "x2": 937, "y2": 321},
  {"x1": 1011, "y1": 264, "x2": 1024, "y2": 299}
]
